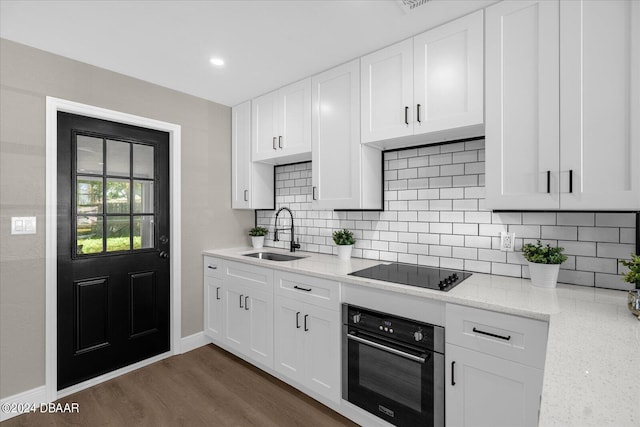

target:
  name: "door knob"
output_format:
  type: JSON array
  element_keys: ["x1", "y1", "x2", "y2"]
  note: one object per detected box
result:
[{"x1": 159, "y1": 251, "x2": 169, "y2": 259}]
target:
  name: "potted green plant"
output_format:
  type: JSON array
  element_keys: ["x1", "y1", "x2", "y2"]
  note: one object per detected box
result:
[
  {"x1": 249, "y1": 226, "x2": 268, "y2": 249},
  {"x1": 522, "y1": 240, "x2": 567, "y2": 288},
  {"x1": 619, "y1": 253, "x2": 640, "y2": 320},
  {"x1": 332, "y1": 228, "x2": 355, "y2": 260}
]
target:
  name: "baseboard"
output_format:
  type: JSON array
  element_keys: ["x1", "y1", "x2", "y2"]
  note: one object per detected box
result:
[
  {"x1": 180, "y1": 331, "x2": 211, "y2": 353},
  {"x1": 0, "y1": 385, "x2": 47, "y2": 422}
]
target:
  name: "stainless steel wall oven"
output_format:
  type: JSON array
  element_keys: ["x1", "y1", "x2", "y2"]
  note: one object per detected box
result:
[{"x1": 342, "y1": 304, "x2": 445, "y2": 427}]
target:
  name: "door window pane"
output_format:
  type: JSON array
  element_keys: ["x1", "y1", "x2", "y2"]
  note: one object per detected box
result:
[
  {"x1": 77, "y1": 177, "x2": 103, "y2": 214},
  {"x1": 133, "y1": 180, "x2": 154, "y2": 213},
  {"x1": 77, "y1": 135, "x2": 103, "y2": 174},
  {"x1": 133, "y1": 216, "x2": 154, "y2": 249},
  {"x1": 106, "y1": 140, "x2": 130, "y2": 177},
  {"x1": 77, "y1": 216, "x2": 103, "y2": 254},
  {"x1": 133, "y1": 144, "x2": 154, "y2": 179},
  {"x1": 106, "y1": 179, "x2": 130, "y2": 213},
  {"x1": 106, "y1": 217, "x2": 130, "y2": 252}
]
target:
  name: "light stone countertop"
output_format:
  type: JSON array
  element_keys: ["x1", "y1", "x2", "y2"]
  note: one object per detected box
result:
[{"x1": 203, "y1": 247, "x2": 640, "y2": 427}]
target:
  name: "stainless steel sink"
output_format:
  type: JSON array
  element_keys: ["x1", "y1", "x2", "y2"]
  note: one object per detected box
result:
[{"x1": 243, "y1": 252, "x2": 306, "y2": 262}]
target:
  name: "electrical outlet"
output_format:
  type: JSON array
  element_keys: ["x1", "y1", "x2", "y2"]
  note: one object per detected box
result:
[{"x1": 499, "y1": 231, "x2": 515, "y2": 252}]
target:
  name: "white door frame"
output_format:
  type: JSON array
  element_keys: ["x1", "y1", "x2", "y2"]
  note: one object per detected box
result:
[{"x1": 45, "y1": 97, "x2": 182, "y2": 402}]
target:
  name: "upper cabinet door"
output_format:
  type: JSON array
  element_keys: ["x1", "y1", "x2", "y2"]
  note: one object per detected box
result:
[
  {"x1": 252, "y1": 91, "x2": 279, "y2": 162},
  {"x1": 312, "y1": 60, "x2": 364, "y2": 209},
  {"x1": 279, "y1": 78, "x2": 312, "y2": 158},
  {"x1": 413, "y1": 10, "x2": 483, "y2": 135},
  {"x1": 560, "y1": 0, "x2": 640, "y2": 210},
  {"x1": 361, "y1": 39, "x2": 414, "y2": 143},
  {"x1": 232, "y1": 101, "x2": 252, "y2": 209},
  {"x1": 485, "y1": 0, "x2": 560, "y2": 210}
]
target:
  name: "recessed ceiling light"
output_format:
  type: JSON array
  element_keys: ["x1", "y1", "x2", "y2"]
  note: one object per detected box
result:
[{"x1": 209, "y1": 57, "x2": 225, "y2": 67}]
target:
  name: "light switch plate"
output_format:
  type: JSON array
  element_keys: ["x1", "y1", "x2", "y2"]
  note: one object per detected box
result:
[{"x1": 11, "y1": 216, "x2": 36, "y2": 235}]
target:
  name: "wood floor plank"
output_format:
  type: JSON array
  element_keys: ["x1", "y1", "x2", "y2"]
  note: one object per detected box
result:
[{"x1": 0, "y1": 345, "x2": 358, "y2": 427}]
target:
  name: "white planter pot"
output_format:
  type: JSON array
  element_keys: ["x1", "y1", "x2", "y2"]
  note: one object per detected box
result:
[
  {"x1": 251, "y1": 236, "x2": 265, "y2": 249},
  {"x1": 336, "y1": 244, "x2": 353, "y2": 260},
  {"x1": 528, "y1": 262, "x2": 560, "y2": 288}
]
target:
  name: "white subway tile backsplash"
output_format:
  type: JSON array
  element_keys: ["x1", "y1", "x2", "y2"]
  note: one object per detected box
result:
[{"x1": 258, "y1": 142, "x2": 636, "y2": 290}]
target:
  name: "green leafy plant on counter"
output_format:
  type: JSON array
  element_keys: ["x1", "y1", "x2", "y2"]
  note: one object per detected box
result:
[
  {"x1": 249, "y1": 226, "x2": 269, "y2": 237},
  {"x1": 619, "y1": 253, "x2": 640, "y2": 289},
  {"x1": 522, "y1": 240, "x2": 567, "y2": 265},
  {"x1": 332, "y1": 228, "x2": 355, "y2": 246}
]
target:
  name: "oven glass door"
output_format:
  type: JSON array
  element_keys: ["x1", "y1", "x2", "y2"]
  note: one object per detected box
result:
[{"x1": 345, "y1": 328, "x2": 439, "y2": 427}]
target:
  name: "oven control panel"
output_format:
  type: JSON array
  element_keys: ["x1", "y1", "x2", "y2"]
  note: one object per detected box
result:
[{"x1": 345, "y1": 305, "x2": 443, "y2": 351}]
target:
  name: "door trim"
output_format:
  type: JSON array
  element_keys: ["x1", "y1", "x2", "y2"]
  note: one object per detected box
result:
[{"x1": 45, "y1": 97, "x2": 182, "y2": 402}]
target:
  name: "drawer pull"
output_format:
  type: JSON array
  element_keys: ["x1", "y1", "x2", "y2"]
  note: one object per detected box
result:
[
  {"x1": 216, "y1": 287, "x2": 221, "y2": 300},
  {"x1": 207, "y1": 265, "x2": 217, "y2": 269},
  {"x1": 294, "y1": 285, "x2": 312, "y2": 292},
  {"x1": 472, "y1": 327, "x2": 511, "y2": 341},
  {"x1": 244, "y1": 296, "x2": 249, "y2": 311},
  {"x1": 296, "y1": 312, "x2": 301, "y2": 329},
  {"x1": 304, "y1": 314, "x2": 309, "y2": 331},
  {"x1": 239, "y1": 294, "x2": 244, "y2": 308}
]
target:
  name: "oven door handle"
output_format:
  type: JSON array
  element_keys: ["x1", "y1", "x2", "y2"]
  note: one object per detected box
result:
[{"x1": 347, "y1": 332, "x2": 427, "y2": 364}]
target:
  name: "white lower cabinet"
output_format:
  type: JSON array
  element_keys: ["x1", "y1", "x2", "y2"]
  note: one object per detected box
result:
[
  {"x1": 445, "y1": 304, "x2": 548, "y2": 427},
  {"x1": 446, "y1": 344, "x2": 543, "y2": 427},
  {"x1": 222, "y1": 261, "x2": 274, "y2": 369},
  {"x1": 203, "y1": 257, "x2": 224, "y2": 344},
  {"x1": 274, "y1": 271, "x2": 341, "y2": 403}
]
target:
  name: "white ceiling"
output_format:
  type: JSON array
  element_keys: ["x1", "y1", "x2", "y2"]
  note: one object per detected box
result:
[{"x1": 0, "y1": 0, "x2": 495, "y2": 107}]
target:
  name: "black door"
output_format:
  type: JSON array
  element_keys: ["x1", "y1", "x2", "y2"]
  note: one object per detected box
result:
[{"x1": 57, "y1": 112, "x2": 170, "y2": 390}]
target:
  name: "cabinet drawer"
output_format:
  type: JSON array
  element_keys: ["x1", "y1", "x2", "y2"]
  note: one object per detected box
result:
[
  {"x1": 204, "y1": 256, "x2": 223, "y2": 278},
  {"x1": 446, "y1": 304, "x2": 548, "y2": 369},
  {"x1": 275, "y1": 271, "x2": 340, "y2": 311}
]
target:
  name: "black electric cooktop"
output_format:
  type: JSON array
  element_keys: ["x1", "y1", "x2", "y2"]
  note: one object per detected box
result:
[{"x1": 348, "y1": 262, "x2": 471, "y2": 292}]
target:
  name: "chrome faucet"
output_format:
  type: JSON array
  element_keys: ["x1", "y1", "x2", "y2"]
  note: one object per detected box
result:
[{"x1": 273, "y1": 207, "x2": 300, "y2": 252}]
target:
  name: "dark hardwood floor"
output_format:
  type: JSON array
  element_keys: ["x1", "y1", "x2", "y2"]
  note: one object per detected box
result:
[{"x1": 1, "y1": 344, "x2": 358, "y2": 427}]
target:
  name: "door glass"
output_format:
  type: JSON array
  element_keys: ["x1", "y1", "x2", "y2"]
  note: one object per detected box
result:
[
  {"x1": 106, "y1": 216, "x2": 130, "y2": 252},
  {"x1": 106, "y1": 179, "x2": 130, "y2": 214},
  {"x1": 133, "y1": 144, "x2": 154, "y2": 179},
  {"x1": 77, "y1": 216, "x2": 103, "y2": 254},
  {"x1": 77, "y1": 177, "x2": 103, "y2": 214},
  {"x1": 76, "y1": 135, "x2": 103, "y2": 174},
  {"x1": 106, "y1": 139, "x2": 130, "y2": 177},
  {"x1": 133, "y1": 181, "x2": 154, "y2": 213},
  {"x1": 133, "y1": 216, "x2": 154, "y2": 249},
  {"x1": 358, "y1": 344, "x2": 422, "y2": 412}
]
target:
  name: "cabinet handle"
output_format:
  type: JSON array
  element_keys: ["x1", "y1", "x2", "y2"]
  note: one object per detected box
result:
[
  {"x1": 546, "y1": 170, "x2": 551, "y2": 194},
  {"x1": 239, "y1": 294, "x2": 244, "y2": 308},
  {"x1": 207, "y1": 265, "x2": 217, "y2": 270},
  {"x1": 472, "y1": 327, "x2": 511, "y2": 341},
  {"x1": 216, "y1": 287, "x2": 220, "y2": 300},
  {"x1": 273, "y1": 137, "x2": 277, "y2": 150},
  {"x1": 569, "y1": 170, "x2": 573, "y2": 193},
  {"x1": 416, "y1": 104, "x2": 421, "y2": 123},
  {"x1": 296, "y1": 311, "x2": 301, "y2": 329},
  {"x1": 312, "y1": 186, "x2": 317, "y2": 201},
  {"x1": 293, "y1": 285, "x2": 312, "y2": 292},
  {"x1": 278, "y1": 136, "x2": 283, "y2": 149},
  {"x1": 244, "y1": 189, "x2": 248, "y2": 201},
  {"x1": 451, "y1": 361, "x2": 456, "y2": 386},
  {"x1": 404, "y1": 106, "x2": 409, "y2": 125},
  {"x1": 244, "y1": 296, "x2": 249, "y2": 311},
  {"x1": 304, "y1": 314, "x2": 309, "y2": 331}
]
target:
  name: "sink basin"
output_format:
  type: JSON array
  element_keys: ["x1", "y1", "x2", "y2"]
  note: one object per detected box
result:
[{"x1": 244, "y1": 252, "x2": 306, "y2": 262}]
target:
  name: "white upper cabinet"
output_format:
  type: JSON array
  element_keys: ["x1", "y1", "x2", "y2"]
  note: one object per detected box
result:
[
  {"x1": 361, "y1": 11, "x2": 484, "y2": 149},
  {"x1": 252, "y1": 78, "x2": 312, "y2": 164},
  {"x1": 231, "y1": 101, "x2": 274, "y2": 209},
  {"x1": 312, "y1": 60, "x2": 382, "y2": 210},
  {"x1": 486, "y1": 0, "x2": 640, "y2": 210},
  {"x1": 485, "y1": 0, "x2": 560, "y2": 210},
  {"x1": 560, "y1": 0, "x2": 640, "y2": 210},
  {"x1": 361, "y1": 39, "x2": 414, "y2": 143},
  {"x1": 413, "y1": 11, "x2": 484, "y2": 136}
]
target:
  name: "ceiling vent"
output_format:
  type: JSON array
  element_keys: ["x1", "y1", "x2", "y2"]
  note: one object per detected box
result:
[{"x1": 396, "y1": 0, "x2": 433, "y2": 13}]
